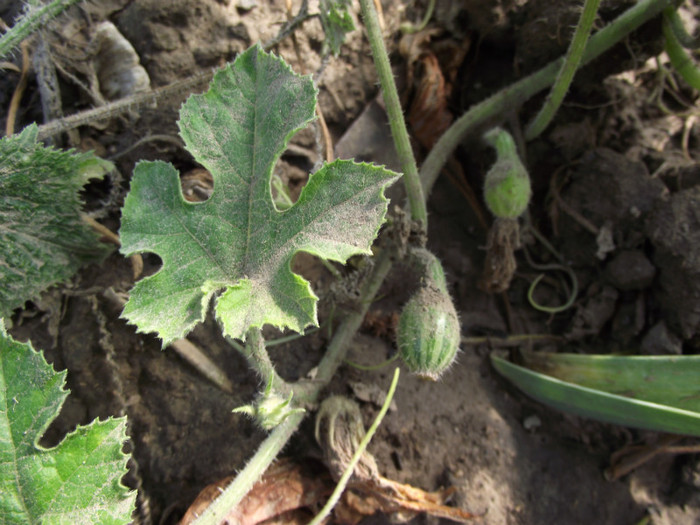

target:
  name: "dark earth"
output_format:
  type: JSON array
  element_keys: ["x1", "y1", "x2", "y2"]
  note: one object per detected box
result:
[{"x1": 2, "y1": 0, "x2": 700, "y2": 524}]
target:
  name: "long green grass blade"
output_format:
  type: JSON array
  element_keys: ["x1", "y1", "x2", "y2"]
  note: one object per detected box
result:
[
  {"x1": 518, "y1": 351, "x2": 700, "y2": 413},
  {"x1": 491, "y1": 353, "x2": 700, "y2": 437}
]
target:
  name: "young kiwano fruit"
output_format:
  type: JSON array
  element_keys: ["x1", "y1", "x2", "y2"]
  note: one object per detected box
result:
[
  {"x1": 407, "y1": 246, "x2": 448, "y2": 293},
  {"x1": 397, "y1": 283, "x2": 460, "y2": 380},
  {"x1": 480, "y1": 126, "x2": 532, "y2": 293},
  {"x1": 482, "y1": 127, "x2": 531, "y2": 220}
]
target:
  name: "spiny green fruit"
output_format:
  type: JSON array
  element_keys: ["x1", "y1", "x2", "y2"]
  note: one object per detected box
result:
[
  {"x1": 483, "y1": 127, "x2": 531, "y2": 219},
  {"x1": 408, "y1": 247, "x2": 447, "y2": 293},
  {"x1": 397, "y1": 285, "x2": 460, "y2": 380}
]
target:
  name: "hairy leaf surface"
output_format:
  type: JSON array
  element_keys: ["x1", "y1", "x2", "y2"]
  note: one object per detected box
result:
[
  {"x1": 120, "y1": 45, "x2": 398, "y2": 345},
  {"x1": 0, "y1": 125, "x2": 112, "y2": 318},
  {"x1": 0, "y1": 322, "x2": 135, "y2": 524}
]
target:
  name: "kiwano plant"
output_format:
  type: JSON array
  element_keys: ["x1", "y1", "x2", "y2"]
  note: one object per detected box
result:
[{"x1": 1, "y1": 0, "x2": 696, "y2": 522}]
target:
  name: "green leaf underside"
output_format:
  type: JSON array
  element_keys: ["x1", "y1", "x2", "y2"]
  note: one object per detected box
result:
[
  {"x1": 0, "y1": 322, "x2": 135, "y2": 524},
  {"x1": 0, "y1": 125, "x2": 112, "y2": 318},
  {"x1": 119, "y1": 44, "x2": 398, "y2": 345}
]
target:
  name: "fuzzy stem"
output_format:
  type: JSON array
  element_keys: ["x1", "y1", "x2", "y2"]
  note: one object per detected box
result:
[
  {"x1": 34, "y1": 4, "x2": 313, "y2": 140},
  {"x1": 36, "y1": 69, "x2": 216, "y2": 140},
  {"x1": 663, "y1": 5, "x2": 700, "y2": 49},
  {"x1": 226, "y1": 328, "x2": 290, "y2": 396},
  {"x1": 359, "y1": 0, "x2": 428, "y2": 230},
  {"x1": 663, "y1": 7, "x2": 700, "y2": 90},
  {"x1": 420, "y1": 0, "x2": 674, "y2": 197},
  {"x1": 312, "y1": 248, "x2": 394, "y2": 392},
  {"x1": 308, "y1": 367, "x2": 400, "y2": 525},
  {"x1": 0, "y1": 0, "x2": 82, "y2": 60},
  {"x1": 484, "y1": 126, "x2": 517, "y2": 159},
  {"x1": 193, "y1": 251, "x2": 394, "y2": 525},
  {"x1": 525, "y1": 0, "x2": 602, "y2": 140},
  {"x1": 191, "y1": 410, "x2": 304, "y2": 525}
]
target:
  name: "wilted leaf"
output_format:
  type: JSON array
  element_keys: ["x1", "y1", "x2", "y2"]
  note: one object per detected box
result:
[
  {"x1": 0, "y1": 321, "x2": 135, "y2": 524},
  {"x1": 0, "y1": 125, "x2": 113, "y2": 318},
  {"x1": 120, "y1": 44, "x2": 398, "y2": 345},
  {"x1": 319, "y1": 0, "x2": 355, "y2": 56}
]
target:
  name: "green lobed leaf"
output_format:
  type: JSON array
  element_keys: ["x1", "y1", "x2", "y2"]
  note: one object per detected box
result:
[
  {"x1": 0, "y1": 321, "x2": 135, "y2": 524},
  {"x1": 0, "y1": 125, "x2": 113, "y2": 318},
  {"x1": 319, "y1": 0, "x2": 355, "y2": 57},
  {"x1": 119, "y1": 44, "x2": 398, "y2": 345}
]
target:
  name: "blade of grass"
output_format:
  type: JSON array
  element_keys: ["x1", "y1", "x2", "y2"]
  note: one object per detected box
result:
[
  {"x1": 491, "y1": 352, "x2": 700, "y2": 437},
  {"x1": 308, "y1": 367, "x2": 400, "y2": 525},
  {"x1": 518, "y1": 351, "x2": 700, "y2": 413}
]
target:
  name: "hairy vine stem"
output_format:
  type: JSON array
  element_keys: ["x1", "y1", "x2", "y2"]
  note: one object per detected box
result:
[
  {"x1": 663, "y1": 7, "x2": 700, "y2": 90},
  {"x1": 359, "y1": 0, "x2": 428, "y2": 230},
  {"x1": 192, "y1": 411, "x2": 304, "y2": 525},
  {"x1": 0, "y1": 0, "x2": 82, "y2": 60},
  {"x1": 525, "y1": 0, "x2": 602, "y2": 140},
  {"x1": 420, "y1": 0, "x2": 676, "y2": 196},
  {"x1": 35, "y1": 2, "x2": 316, "y2": 141},
  {"x1": 193, "y1": 249, "x2": 395, "y2": 525},
  {"x1": 663, "y1": 5, "x2": 700, "y2": 49}
]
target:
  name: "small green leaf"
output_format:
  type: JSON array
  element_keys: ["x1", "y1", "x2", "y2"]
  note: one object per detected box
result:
[
  {"x1": 319, "y1": 0, "x2": 355, "y2": 56},
  {"x1": 120, "y1": 45, "x2": 398, "y2": 345},
  {"x1": 0, "y1": 321, "x2": 135, "y2": 524},
  {"x1": 491, "y1": 352, "x2": 700, "y2": 437},
  {"x1": 0, "y1": 125, "x2": 113, "y2": 318}
]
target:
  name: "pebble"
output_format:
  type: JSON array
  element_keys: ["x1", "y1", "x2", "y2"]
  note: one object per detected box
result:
[{"x1": 604, "y1": 249, "x2": 656, "y2": 291}]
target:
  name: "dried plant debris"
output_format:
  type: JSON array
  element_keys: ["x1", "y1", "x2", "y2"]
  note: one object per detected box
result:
[{"x1": 92, "y1": 21, "x2": 151, "y2": 101}]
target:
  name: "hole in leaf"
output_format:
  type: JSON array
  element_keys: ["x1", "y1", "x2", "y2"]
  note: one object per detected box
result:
[
  {"x1": 180, "y1": 167, "x2": 213, "y2": 202},
  {"x1": 141, "y1": 252, "x2": 163, "y2": 277}
]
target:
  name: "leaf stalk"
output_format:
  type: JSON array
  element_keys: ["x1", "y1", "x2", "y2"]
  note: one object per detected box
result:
[
  {"x1": 359, "y1": 0, "x2": 428, "y2": 230},
  {"x1": 227, "y1": 328, "x2": 291, "y2": 397}
]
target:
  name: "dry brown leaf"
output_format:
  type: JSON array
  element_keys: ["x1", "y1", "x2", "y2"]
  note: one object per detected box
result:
[
  {"x1": 179, "y1": 460, "x2": 330, "y2": 525},
  {"x1": 336, "y1": 477, "x2": 481, "y2": 524},
  {"x1": 179, "y1": 459, "x2": 478, "y2": 525},
  {"x1": 408, "y1": 52, "x2": 454, "y2": 149},
  {"x1": 480, "y1": 218, "x2": 521, "y2": 293}
]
